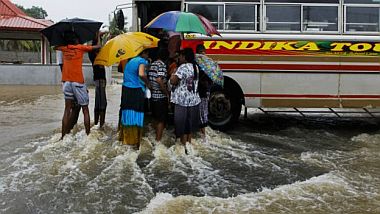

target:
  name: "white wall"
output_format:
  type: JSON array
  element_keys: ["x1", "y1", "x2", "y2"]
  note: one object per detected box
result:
[{"x1": 0, "y1": 64, "x2": 112, "y2": 85}]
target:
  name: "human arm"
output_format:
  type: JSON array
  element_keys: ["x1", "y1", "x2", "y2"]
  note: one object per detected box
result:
[
  {"x1": 91, "y1": 31, "x2": 102, "y2": 51},
  {"x1": 118, "y1": 60, "x2": 127, "y2": 73},
  {"x1": 138, "y1": 64, "x2": 151, "y2": 89},
  {"x1": 169, "y1": 73, "x2": 180, "y2": 86},
  {"x1": 170, "y1": 64, "x2": 184, "y2": 86},
  {"x1": 91, "y1": 45, "x2": 101, "y2": 51},
  {"x1": 156, "y1": 63, "x2": 170, "y2": 96},
  {"x1": 118, "y1": 63, "x2": 124, "y2": 73},
  {"x1": 156, "y1": 77, "x2": 169, "y2": 97}
]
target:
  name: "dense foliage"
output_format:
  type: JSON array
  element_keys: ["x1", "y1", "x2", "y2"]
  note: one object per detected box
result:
[{"x1": 15, "y1": 4, "x2": 48, "y2": 19}]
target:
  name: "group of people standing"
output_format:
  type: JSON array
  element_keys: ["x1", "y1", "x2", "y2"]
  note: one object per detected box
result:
[
  {"x1": 57, "y1": 30, "x2": 213, "y2": 153},
  {"x1": 119, "y1": 44, "x2": 212, "y2": 152}
]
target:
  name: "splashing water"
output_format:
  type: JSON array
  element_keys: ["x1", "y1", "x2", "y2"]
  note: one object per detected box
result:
[{"x1": 0, "y1": 85, "x2": 379, "y2": 213}]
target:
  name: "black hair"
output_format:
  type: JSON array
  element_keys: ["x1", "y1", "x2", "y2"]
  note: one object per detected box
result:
[
  {"x1": 140, "y1": 49, "x2": 150, "y2": 56},
  {"x1": 157, "y1": 48, "x2": 169, "y2": 62},
  {"x1": 196, "y1": 44, "x2": 206, "y2": 54},
  {"x1": 180, "y1": 48, "x2": 198, "y2": 80},
  {"x1": 167, "y1": 52, "x2": 179, "y2": 66},
  {"x1": 63, "y1": 31, "x2": 79, "y2": 45}
]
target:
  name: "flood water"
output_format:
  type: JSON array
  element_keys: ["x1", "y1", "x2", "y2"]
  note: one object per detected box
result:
[{"x1": 0, "y1": 85, "x2": 379, "y2": 213}]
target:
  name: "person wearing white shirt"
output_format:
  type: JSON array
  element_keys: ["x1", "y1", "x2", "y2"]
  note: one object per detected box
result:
[{"x1": 56, "y1": 50, "x2": 63, "y2": 71}]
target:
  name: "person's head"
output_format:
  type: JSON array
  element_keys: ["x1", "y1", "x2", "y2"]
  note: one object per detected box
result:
[
  {"x1": 156, "y1": 48, "x2": 169, "y2": 62},
  {"x1": 179, "y1": 48, "x2": 198, "y2": 79},
  {"x1": 168, "y1": 51, "x2": 179, "y2": 67},
  {"x1": 196, "y1": 44, "x2": 206, "y2": 54},
  {"x1": 178, "y1": 48, "x2": 195, "y2": 65},
  {"x1": 139, "y1": 49, "x2": 150, "y2": 59},
  {"x1": 63, "y1": 31, "x2": 79, "y2": 45}
]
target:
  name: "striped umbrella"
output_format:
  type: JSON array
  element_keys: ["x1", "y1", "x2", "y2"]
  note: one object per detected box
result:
[{"x1": 145, "y1": 11, "x2": 220, "y2": 36}]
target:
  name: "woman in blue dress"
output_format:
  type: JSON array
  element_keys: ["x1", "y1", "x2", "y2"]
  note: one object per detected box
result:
[{"x1": 119, "y1": 49, "x2": 150, "y2": 149}]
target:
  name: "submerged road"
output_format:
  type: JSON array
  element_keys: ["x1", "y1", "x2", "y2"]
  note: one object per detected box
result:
[{"x1": 0, "y1": 85, "x2": 379, "y2": 213}]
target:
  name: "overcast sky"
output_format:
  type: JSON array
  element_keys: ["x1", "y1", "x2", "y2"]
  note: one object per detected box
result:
[{"x1": 11, "y1": 0, "x2": 132, "y2": 27}]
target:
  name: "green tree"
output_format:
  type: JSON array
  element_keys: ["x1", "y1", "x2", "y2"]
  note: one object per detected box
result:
[
  {"x1": 15, "y1": 4, "x2": 48, "y2": 19},
  {"x1": 0, "y1": 40, "x2": 40, "y2": 52},
  {"x1": 99, "y1": 14, "x2": 128, "y2": 43},
  {"x1": 109, "y1": 14, "x2": 127, "y2": 36}
]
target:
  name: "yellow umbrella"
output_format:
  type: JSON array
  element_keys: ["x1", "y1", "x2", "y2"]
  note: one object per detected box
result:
[{"x1": 94, "y1": 32, "x2": 160, "y2": 66}]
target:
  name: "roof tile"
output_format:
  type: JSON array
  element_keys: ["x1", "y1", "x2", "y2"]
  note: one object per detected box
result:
[
  {"x1": 0, "y1": 0, "x2": 52, "y2": 31},
  {"x1": 0, "y1": 0, "x2": 26, "y2": 16}
]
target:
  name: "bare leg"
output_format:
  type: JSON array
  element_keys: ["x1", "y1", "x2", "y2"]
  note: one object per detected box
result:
[
  {"x1": 187, "y1": 133, "x2": 192, "y2": 144},
  {"x1": 155, "y1": 121, "x2": 165, "y2": 141},
  {"x1": 200, "y1": 127, "x2": 207, "y2": 143},
  {"x1": 68, "y1": 105, "x2": 81, "y2": 132},
  {"x1": 180, "y1": 135, "x2": 187, "y2": 145},
  {"x1": 61, "y1": 99, "x2": 73, "y2": 140},
  {"x1": 118, "y1": 108, "x2": 122, "y2": 132},
  {"x1": 135, "y1": 127, "x2": 143, "y2": 150},
  {"x1": 82, "y1": 105, "x2": 90, "y2": 135},
  {"x1": 200, "y1": 127, "x2": 205, "y2": 136},
  {"x1": 181, "y1": 134, "x2": 190, "y2": 154}
]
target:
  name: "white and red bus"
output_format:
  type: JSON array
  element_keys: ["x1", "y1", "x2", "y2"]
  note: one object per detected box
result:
[{"x1": 128, "y1": 0, "x2": 380, "y2": 129}]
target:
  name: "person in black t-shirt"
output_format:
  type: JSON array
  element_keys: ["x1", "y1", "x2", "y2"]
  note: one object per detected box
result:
[{"x1": 89, "y1": 34, "x2": 107, "y2": 128}]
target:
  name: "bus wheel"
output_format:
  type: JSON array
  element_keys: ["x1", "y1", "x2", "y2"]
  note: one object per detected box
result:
[{"x1": 208, "y1": 85, "x2": 242, "y2": 131}]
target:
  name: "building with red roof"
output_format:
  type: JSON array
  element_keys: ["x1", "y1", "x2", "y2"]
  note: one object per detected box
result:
[{"x1": 0, "y1": 0, "x2": 53, "y2": 64}]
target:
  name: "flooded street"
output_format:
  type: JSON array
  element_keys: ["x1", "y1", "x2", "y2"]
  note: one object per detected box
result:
[{"x1": 0, "y1": 85, "x2": 379, "y2": 213}]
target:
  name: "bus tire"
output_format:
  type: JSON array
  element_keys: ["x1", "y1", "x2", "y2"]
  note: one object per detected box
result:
[{"x1": 208, "y1": 79, "x2": 243, "y2": 131}]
